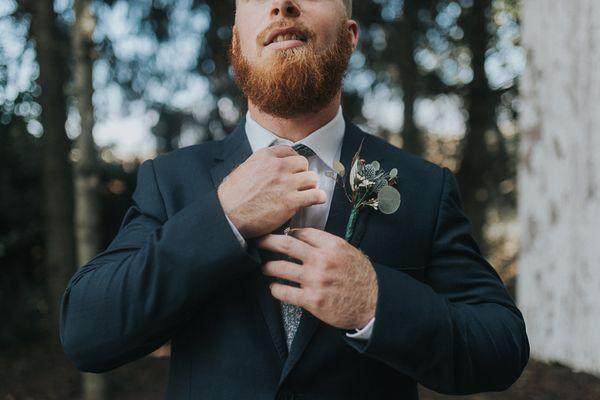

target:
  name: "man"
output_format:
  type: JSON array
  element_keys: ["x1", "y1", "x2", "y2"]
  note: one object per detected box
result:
[{"x1": 59, "y1": 1, "x2": 529, "y2": 399}]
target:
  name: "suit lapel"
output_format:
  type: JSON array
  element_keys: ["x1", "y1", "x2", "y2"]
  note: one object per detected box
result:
[
  {"x1": 210, "y1": 118, "x2": 290, "y2": 364},
  {"x1": 209, "y1": 119, "x2": 252, "y2": 189},
  {"x1": 279, "y1": 114, "x2": 383, "y2": 383},
  {"x1": 208, "y1": 114, "x2": 383, "y2": 380}
]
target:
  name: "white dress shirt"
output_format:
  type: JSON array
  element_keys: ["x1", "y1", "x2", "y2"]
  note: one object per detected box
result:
[{"x1": 223, "y1": 106, "x2": 374, "y2": 340}]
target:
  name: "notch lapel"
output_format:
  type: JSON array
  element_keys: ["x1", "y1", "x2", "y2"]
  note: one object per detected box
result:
[
  {"x1": 279, "y1": 115, "x2": 383, "y2": 384},
  {"x1": 208, "y1": 115, "x2": 383, "y2": 379},
  {"x1": 210, "y1": 118, "x2": 289, "y2": 363}
]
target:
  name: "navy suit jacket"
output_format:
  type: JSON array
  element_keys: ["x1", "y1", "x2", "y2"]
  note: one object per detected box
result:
[{"x1": 59, "y1": 114, "x2": 529, "y2": 399}]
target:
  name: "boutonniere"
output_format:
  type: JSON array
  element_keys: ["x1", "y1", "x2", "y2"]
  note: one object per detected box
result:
[{"x1": 326, "y1": 138, "x2": 401, "y2": 242}]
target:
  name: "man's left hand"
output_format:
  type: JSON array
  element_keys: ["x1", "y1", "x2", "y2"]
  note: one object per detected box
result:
[{"x1": 255, "y1": 228, "x2": 378, "y2": 330}]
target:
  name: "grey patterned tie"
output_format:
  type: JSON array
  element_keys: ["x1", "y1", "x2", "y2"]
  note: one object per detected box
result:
[{"x1": 270, "y1": 141, "x2": 316, "y2": 350}]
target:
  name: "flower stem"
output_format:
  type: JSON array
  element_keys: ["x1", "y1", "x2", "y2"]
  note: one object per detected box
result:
[{"x1": 345, "y1": 206, "x2": 359, "y2": 242}]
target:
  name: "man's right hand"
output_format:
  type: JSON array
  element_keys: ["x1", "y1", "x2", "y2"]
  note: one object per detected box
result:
[{"x1": 217, "y1": 144, "x2": 327, "y2": 239}]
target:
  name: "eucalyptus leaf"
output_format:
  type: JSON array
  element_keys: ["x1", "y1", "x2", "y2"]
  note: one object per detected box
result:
[
  {"x1": 371, "y1": 160, "x2": 380, "y2": 171},
  {"x1": 377, "y1": 185, "x2": 401, "y2": 214},
  {"x1": 389, "y1": 168, "x2": 398, "y2": 179},
  {"x1": 333, "y1": 160, "x2": 345, "y2": 177}
]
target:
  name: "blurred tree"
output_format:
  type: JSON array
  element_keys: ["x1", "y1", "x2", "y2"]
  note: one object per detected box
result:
[
  {"x1": 71, "y1": 0, "x2": 108, "y2": 398},
  {"x1": 456, "y1": 0, "x2": 518, "y2": 249},
  {"x1": 456, "y1": 0, "x2": 495, "y2": 247},
  {"x1": 0, "y1": 117, "x2": 45, "y2": 346},
  {"x1": 20, "y1": 0, "x2": 77, "y2": 337},
  {"x1": 0, "y1": 0, "x2": 523, "y2": 351}
]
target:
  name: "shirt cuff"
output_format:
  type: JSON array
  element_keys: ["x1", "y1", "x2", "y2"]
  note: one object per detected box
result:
[
  {"x1": 225, "y1": 214, "x2": 247, "y2": 251},
  {"x1": 345, "y1": 317, "x2": 375, "y2": 341}
]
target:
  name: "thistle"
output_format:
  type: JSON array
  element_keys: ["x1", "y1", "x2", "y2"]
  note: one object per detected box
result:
[{"x1": 325, "y1": 138, "x2": 401, "y2": 241}]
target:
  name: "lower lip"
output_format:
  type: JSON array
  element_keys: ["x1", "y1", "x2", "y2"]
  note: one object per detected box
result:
[{"x1": 266, "y1": 39, "x2": 306, "y2": 50}]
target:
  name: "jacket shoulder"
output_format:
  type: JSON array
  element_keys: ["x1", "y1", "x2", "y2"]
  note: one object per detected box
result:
[
  {"x1": 152, "y1": 140, "x2": 220, "y2": 168},
  {"x1": 358, "y1": 126, "x2": 446, "y2": 186}
]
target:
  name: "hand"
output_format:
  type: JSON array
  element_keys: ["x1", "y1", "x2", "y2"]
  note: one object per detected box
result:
[
  {"x1": 255, "y1": 228, "x2": 378, "y2": 330},
  {"x1": 217, "y1": 145, "x2": 327, "y2": 239}
]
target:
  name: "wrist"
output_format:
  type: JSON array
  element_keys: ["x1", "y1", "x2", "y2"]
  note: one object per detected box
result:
[
  {"x1": 359, "y1": 262, "x2": 378, "y2": 328},
  {"x1": 217, "y1": 185, "x2": 246, "y2": 238},
  {"x1": 356, "y1": 307, "x2": 376, "y2": 330}
]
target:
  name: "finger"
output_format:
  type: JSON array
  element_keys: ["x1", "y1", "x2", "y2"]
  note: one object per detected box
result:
[
  {"x1": 255, "y1": 234, "x2": 316, "y2": 262},
  {"x1": 291, "y1": 188, "x2": 327, "y2": 208},
  {"x1": 288, "y1": 227, "x2": 334, "y2": 249},
  {"x1": 281, "y1": 155, "x2": 309, "y2": 173},
  {"x1": 290, "y1": 170, "x2": 319, "y2": 191},
  {"x1": 270, "y1": 282, "x2": 305, "y2": 307},
  {"x1": 261, "y1": 260, "x2": 305, "y2": 284},
  {"x1": 266, "y1": 144, "x2": 298, "y2": 158}
]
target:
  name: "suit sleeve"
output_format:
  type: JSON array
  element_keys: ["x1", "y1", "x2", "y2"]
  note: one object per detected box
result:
[
  {"x1": 343, "y1": 167, "x2": 530, "y2": 395},
  {"x1": 59, "y1": 159, "x2": 261, "y2": 373}
]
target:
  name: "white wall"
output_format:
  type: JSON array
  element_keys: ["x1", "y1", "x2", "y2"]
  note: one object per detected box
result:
[{"x1": 518, "y1": 0, "x2": 600, "y2": 375}]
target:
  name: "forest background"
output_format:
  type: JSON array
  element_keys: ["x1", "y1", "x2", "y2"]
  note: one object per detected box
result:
[{"x1": 1, "y1": 0, "x2": 598, "y2": 399}]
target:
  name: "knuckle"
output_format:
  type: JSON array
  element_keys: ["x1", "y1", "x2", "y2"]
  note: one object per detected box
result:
[
  {"x1": 304, "y1": 191, "x2": 316, "y2": 206},
  {"x1": 311, "y1": 292, "x2": 326, "y2": 308},
  {"x1": 293, "y1": 155, "x2": 308, "y2": 171},
  {"x1": 314, "y1": 189, "x2": 326, "y2": 204},
  {"x1": 273, "y1": 158, "x2": 286, "y2": 172},
  {"x1": 272, "y1": 283, "x2": 284, "y2": 297},
  {"x1": 271, "y1": 173, "x2": 282, "y2": 186},
  {"x1": 279, "y1": 285, "x2": 288, "y2": 297},
  {"x1": 301, "y1": 157, "x2": 309, "y2": 171},
  {"x1": 266, "y1": 161, "x2": 280, "y2": 176},
  {"x1": 280, "y1": 236, "x2": 293, "y2": 253},
  {"x1": 268, "y1": 260, "x2": 281, "y2": 273},
  {"x1": 315, "y1": 271, "x2": 332, "y2": 287},
  {"x1": 263, "y1": 261, "x2": 274, "y2": 272},
  {"x1": 281, "y1": 193, "x2": 296, "y2": 211},
  {"x1": 321, "y1": 255, "x2": 335, "y2": 271},
  {"x1": 334, "y1": 237, "x2": 346, "y2": 250}
]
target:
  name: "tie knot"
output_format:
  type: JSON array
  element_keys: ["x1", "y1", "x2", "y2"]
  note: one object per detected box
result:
[
  {"x1": 269, "y1": 140, "x2": 316, "y2": 159},
  {"x1": 291, "y1": 143, "x2": 316, "y2": 158}
]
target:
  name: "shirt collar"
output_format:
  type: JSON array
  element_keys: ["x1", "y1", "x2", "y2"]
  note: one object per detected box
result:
[{"x1": 244, "y1": 106, "x2": 345, "y2": 170}]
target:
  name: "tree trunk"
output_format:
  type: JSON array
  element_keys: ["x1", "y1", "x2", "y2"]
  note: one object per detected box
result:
[
  {"x1": 397, "y1": 0, "x2": 424, "y2": 156},
  {"x1": 456, "y1": 0, "x2": 494, "y2": 250},
  {"x1": 71, "y1": 0, "x2": 108, "y2": 398},
  {"x1": 518, "y1": 0, "x2": 600, "y2": 377},
  {"x1": 26, "y1": 0, "x2": 76, "y2": 340}
]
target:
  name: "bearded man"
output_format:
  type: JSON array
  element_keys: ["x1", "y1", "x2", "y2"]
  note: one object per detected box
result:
[{"x1": 59, "y1": 1, "x2": 529, "y2": 399}]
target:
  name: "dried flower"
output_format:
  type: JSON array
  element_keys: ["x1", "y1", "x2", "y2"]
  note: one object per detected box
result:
[{"x1": 326, "y1": 138, "x2": 401, "y2": 241}]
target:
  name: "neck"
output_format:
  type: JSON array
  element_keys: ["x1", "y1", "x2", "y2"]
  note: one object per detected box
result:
[{"x1": 247, "y1": 92, "x2": 341, "y2": 142}]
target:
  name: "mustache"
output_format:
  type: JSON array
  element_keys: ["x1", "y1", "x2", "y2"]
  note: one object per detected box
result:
[{"x1": 256, "y1": 20, "x2": 316, "y2": 46}]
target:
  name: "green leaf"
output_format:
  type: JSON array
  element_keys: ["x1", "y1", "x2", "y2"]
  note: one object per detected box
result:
[
  {"x1": 371, "y1": 160, "x2": 380, "y2": 171},
  {"x1": 377, "y1": 186, "x2": 401, "y2": 214},
  {"x1": 389, "y1": 168, "x2": 398, "y2": 179}
]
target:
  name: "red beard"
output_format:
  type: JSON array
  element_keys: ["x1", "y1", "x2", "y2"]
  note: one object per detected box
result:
[{"x1": 229, "y1": 18, "x2": 353, "y2": 118}]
